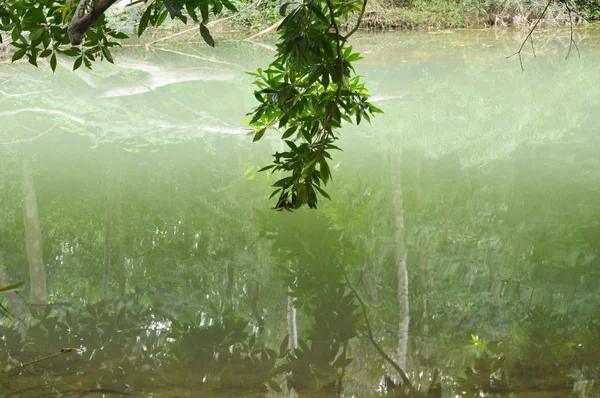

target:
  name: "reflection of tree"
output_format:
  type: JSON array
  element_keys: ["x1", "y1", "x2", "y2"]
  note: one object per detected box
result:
[{"x1": 22, "y1": 160, "x2": 47, "y2": 305}]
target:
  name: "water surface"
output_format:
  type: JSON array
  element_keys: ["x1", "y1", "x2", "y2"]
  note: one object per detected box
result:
[{"x1": 0, "y1": 28, "x2": 599, "y2": 397}]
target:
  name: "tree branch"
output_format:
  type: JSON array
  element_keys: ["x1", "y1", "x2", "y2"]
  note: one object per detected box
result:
[
  {"x1": 68, "y1": 0, "x2": 120, "y2": 45},
  {"x1": 506, "y1": 0, "x2": 552, "y2": 71},
  {"x1": 344, "y1": 272, "x2": 411, "y2": 386},
  {"x1": 343, "y1": 0, "x2": 368, "y2": 40},
  {"x1": 562, "y1": 0, "x2": 580, "y2": 60}
]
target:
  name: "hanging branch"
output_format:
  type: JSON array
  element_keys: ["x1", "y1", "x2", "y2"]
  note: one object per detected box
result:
[
  {"x1": 563, "y1": 0, "x2": 580, "y2": 60},
  {"x1": 506, "y1": 0, "x2": 553, "y2": 71},
  {"x1": 508, "y1": 0, "x2": 583, "y2": 71},
  {"x1": 343, "y1": 0, "x2": 368, "y2": 40}
]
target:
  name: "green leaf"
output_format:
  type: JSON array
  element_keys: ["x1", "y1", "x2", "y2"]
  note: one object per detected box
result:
[
  {"x1": 281, "y1": 126, "x2": 297, "y2": 139},
  {"x1": 156, "y1": 9, "x2": 169, "y2": 26},
  {"x1": 0, "y1": 281, "x2": 24, "y2": 294},
  {"x1": 138, "y1": 5, "x2": 153, "y2": 37},
  {"x1": 101, "y1": 45, "x2": 114, "y2": 63},
  {"x1": 109, "y1": 31, "x2": 129, "y2": 39},
  {"x1": 273, "y1": 177, "x2": 293, "y2": 188},
  {"x1": 39, "y1": 49, "x2": 52, "y2": 58},
  {"x1": 199, "y1": 24, "x2": 214, "y2": 47},
  {"x1": 11, "y1": 48, "x2": 27, "y2": 62},
  {"x1": 220, "y1": 0, "x2": 237, "y2": 12},
  {"x1": 50, "y1": 53, "x2": 57, "y2": 72},
  {"x1": 163, "y1": 0, "x2": 187, "y2": 23},
  {"x1": 62, "y1": 47, "x2": 81, "y2": 56},
  {"x1": 29, "y1": 27, "x2": 45, "y2": 44},
  {"x1": 28, "y1": 52, "x2": 38, "y2": 67},
  {"x1": 73, "y1": 56, "x2": 83, "y2": 70},
  {"x1": 319, "y1": 158, "x2": 331, "y2": 183},
  {"x1": 313, "y1": 184, "x2": 331, "y2": 200},
  {"x1": 258, "y1": 165, "x2": 275, "y2": 172},
  {"x1": 253, "y1": 127, "x2": 266, "y2": 142},
  {"x1": 200, "y1": 1, "x2": 209, "y2": 23},
  {"x1": 213, "y1": 0, "x2": 223, "y2": 15}
]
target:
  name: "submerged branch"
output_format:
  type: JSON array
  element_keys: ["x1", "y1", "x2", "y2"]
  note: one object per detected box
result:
[
  {"x1": 0, "y1": 108, "x2": 98, "y2": 126},
  {"x1": 0, "y1": 348, "x2": 81, "y2": 374},
  {"x1": 344, "y1": 272, "x2": 411, "y2": 386}
]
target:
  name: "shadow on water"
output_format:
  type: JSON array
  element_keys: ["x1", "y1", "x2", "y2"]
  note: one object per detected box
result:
[{"x1": 1, "y1": 28, "x2": 600, "y2": 396}]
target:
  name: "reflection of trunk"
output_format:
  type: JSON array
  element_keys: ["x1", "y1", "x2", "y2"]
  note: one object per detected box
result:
[
  {"x1": 416, "y1": 151, "x2": 429, "y2": 361},
  {"x1": 22, "y1": 160, "x2": 47, "y2": 305},
  {"x1": 226, "y1": 262, "x2": 234, "y2": 300},
  {"x1": 250, "y1": 281, "x2": 264, "y2": 335},
  {"x1": 287, "y1": 286, "x2": 297, "y2": 354},
  {"x1": 115, "y1": 190, "x2": 126, "y2": 300},
  {"x1": 103, "y1": 204, "x2": 111, "y2": 302},
  {"x1": 0, "y1": 253, "x2": 29, "y2": 338},
  {"x1": 390, "y1": 150, "x2": 409, "y2": 372}
]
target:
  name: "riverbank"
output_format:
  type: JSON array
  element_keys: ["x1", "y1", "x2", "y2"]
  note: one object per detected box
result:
[
  {"x1": 0, "y1": 0, "x2": 597, "y2": 63},
  {"x1": 218, "y1": 0, "x2": 597, "y2": 31}
]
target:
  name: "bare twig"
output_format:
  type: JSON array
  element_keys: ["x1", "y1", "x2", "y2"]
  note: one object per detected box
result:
[
  {"x1": 150, "y1": 47, "x2": 241, "y2": 67},
  {"x1": 0, "y1": 122, "x2": 61, "y2": 145},
  {"x1": 343, "y1": 0, "x2": 368, "y2": 40},
  {"x1": 0, "y1": 108, "x2": 97, "y2": 126},
  {"x1": 243, "y1": 19, "x2": 283, "y2": 41},
  {"x1": 507, "y1": 0, "x2": 553, "y2": 71},
  {"x1": 0, "y1": 89, "x2": 55, "y2": 97},
  {"x1": 562, "y1": 0, "x2": 580, "y2": 60},
  {"x1": 0, "y1": 348, "x2": 81, "y2": 374},
  {"x1": 245, "y1": 40, "x2": 277, "y2": 51}
]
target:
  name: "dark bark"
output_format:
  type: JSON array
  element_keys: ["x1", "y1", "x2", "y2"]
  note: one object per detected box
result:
[{"x1": 68, "y1": 0, "x2": 120, "y2": 45}]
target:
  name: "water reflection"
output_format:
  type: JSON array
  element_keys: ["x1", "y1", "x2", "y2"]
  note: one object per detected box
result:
[{"x1": 1, "y1": 29, "x2": 600, "y2": 397}]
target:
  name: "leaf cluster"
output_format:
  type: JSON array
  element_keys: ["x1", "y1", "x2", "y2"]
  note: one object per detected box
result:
[
  {"x1": 248, "y1": 0, "x2": 381, "y2": 210},
  {"x1": 0, "y1": 0, "x2": 237, "y2": 70}
]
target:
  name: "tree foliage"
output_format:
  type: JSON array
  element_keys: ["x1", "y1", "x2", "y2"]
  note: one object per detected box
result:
[{"x1": 1, "y1": 0, "x2": 377, "y2": 209}]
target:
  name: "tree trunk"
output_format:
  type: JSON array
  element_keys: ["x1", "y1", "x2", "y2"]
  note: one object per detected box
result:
[
  {"x1": 287, "y1": 287, "x2": 298, "y2": 354},
  {"x1": 390, "y1": 149, "x2": 409, "y2": 373},
  {"x1": 115, "y1": 189, "x2": 126, "y2": 300},
  {"x1": 22, "y1": 160, "x2": 47, "y2": 305},
  {"x1": 250, "y1": 280, "x2": 264, "y2": 335}
]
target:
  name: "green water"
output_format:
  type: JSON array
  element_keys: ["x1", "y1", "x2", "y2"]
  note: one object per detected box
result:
[{"x1": 1, "y1": 29, "x2": 600, "y2": 397}]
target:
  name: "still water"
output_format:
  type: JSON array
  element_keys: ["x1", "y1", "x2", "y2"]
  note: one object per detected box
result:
[{"x1": 0, "y1": 28, "x2": 599, "y2": 397}]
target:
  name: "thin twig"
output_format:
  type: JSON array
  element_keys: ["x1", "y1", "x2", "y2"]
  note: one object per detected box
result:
[
  {"x1": 150, "y1": 47, "x2": 241, "y2": 67},
  {"x1": 0, "y1": 122, "x2": 61, "y2": 145},
  {"x1": 562, "y1": 0, "x2": 580, "y2": 60},
  {"x1": 344, "y1": 272, "x2": 411, "y2": 386},
  {"x1": 243, "y1": 19, "x2": 283, "y2": 41},
  {"x1": 0, "y1": 348, "x2": 80, "y2": 374},
  {"x1": 506, "y1": 0, "x2": 553, "y2": 71},
  {"x1": 343, "y1": 0, "x2": 368, "y2": 40}
]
